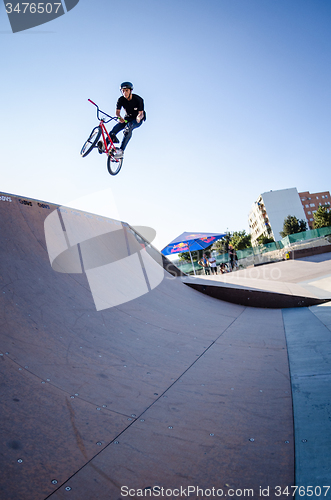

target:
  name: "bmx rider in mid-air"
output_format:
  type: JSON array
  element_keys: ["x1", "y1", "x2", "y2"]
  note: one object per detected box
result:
[{"x1": 98, "y1": 81, "x2": 146, "y2": 159}]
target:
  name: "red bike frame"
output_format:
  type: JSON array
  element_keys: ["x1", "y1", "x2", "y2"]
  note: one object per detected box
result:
[{"x1": 88, "y1": 98, "x2": 118, "y2": 155}]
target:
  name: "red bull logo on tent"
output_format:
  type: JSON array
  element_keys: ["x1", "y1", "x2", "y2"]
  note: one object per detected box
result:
[{"x1": 161, "y1": 231, "x2": 226, "y2": 256}]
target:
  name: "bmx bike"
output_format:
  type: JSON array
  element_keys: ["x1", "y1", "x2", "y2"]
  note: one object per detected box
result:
[{"x1": 80, "y1": 99, "x2": 125, "y2": 176}]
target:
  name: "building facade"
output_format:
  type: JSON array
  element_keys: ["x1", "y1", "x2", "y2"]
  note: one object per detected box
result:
[
  {"x1": 299, "y1": 190, "x2": 331, "y2": 229},
  {"x1": 248, "y1": 188, "x2": 309, "y2": 246}
]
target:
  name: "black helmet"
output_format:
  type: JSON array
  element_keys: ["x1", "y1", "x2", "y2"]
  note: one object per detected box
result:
[{"x1": 120, "y1": 81, "x2": 133, "y2": 90}]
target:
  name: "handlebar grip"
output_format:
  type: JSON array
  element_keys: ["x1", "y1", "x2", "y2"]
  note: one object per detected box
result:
[{"x1": 88, "y1": 99, "x2": 97, "y2": 106}]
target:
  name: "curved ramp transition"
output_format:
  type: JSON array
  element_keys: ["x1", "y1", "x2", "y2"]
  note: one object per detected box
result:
[{"x1": 0, "y1": 192, "x2": 294, "y2": 499}]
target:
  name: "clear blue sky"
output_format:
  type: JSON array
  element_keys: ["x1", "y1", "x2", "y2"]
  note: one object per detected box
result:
[{"x1": 1, "y1": 0, "x2": 330, "y2": 251}]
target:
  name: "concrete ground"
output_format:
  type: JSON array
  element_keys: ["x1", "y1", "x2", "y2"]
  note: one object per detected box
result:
[
  {"x1": 283, "y1": 302, "x2": 331, "y2": 489},
  {"x1": 183, "y1": 255, "x2": 331, "y2": 495}
]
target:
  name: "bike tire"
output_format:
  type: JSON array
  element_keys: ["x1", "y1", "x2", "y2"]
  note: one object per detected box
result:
[
  {"x1": 80, "y1": 126, "x2": 102, "y2": 157},
  {"x1": 107, "y1": 154, "x2": 123, "y2": 176}
]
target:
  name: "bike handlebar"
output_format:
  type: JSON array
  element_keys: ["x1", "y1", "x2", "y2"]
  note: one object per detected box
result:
[{"x1": 88, "y1": 98, "x2": 127, "y2": 124}]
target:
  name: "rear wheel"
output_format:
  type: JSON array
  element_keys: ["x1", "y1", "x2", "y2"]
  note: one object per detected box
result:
[
  {"x1": 107, "y1": 153, "x2": 123, "y2": 176},
  {"x1": 80, "y1": 126, "x2": 101, "y2": 157}
]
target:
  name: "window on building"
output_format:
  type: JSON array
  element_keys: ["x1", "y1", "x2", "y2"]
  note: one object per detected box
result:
[
  {"x1": 310, "y1": 218, "x2": 314, "y2": 221},
  {"x1": 316, "y1": 196, "x2": 319, "y2": 199},
  {"x1": 310, "y1": 203, "x2": 315, "y2": 207},
  {"x1": 305, "y1": 204, "x2": 309, "y2": 208},
  {"x1": 326, "y1": 195, "x2": 329, "y2": 198},
  {"x1": 307, "y1": 211, "x2": 311, "y2": 214}
]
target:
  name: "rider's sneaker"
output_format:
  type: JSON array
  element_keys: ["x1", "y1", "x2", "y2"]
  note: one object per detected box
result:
[
  {"x1": 110, "y1": 133, "x2": 119, "y2": 144},
  {"x1": 97, "y1": 141, "x2": 105, "y2": 154},
  {"x1": 113, "y1": 148, "x2": 124, "y2": 158}
]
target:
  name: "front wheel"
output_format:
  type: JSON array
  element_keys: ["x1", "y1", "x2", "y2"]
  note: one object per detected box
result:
[
  {"x1": 80, "y1": 126, "x2": 101, "y2": 157},
  {"x1": 107, "y1": 154, "x2": 123, "y2": 176}
]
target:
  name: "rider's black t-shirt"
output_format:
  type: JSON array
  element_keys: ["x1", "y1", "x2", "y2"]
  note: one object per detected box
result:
[{"x1": 116, "y1": 94, "x2": 146, "y2": 122}]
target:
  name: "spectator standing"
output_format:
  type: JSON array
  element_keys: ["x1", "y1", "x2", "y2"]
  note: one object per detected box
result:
[
  {"x1": 209, "y1": 254, "x2": 217, "y2": 275},
  {"x1": 233, "y1": 248, "x2": 239, "y2": 271},
  {"x1": 228, "y1": 244, "x2": 235, "y2": 271},
  {"x1": 198, "y1": 253, "x2": 211, "y2": 275}
]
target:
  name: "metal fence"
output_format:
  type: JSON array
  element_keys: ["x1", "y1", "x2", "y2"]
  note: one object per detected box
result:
[{"x1": 174, "y1": 226, "x2": 331, "y2": 275}]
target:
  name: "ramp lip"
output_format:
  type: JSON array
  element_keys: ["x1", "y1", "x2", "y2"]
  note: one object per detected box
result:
[{"x1": 182, "y1": 276, "x2": 331, "y2": 309}]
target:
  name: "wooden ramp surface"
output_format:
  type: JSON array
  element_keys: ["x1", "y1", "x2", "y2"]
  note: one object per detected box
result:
[{"x1": 0, "y1": 192, "x2": 294, "y2": 500}]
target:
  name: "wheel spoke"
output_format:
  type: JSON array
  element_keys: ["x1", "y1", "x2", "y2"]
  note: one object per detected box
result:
[
  {"x1": 80, "y1": 127, "x2": 101, "y2": 157},
  {"x1": 107, "y1": 155, "x2": 123, "y2": 175}
]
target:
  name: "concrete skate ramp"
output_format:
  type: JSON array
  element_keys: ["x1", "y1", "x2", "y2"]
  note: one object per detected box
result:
[
  {"x1": 182, "y1": 257, "x2": 331, "y2": 308},
  {"x1": 0, "y1": 192, "x2": 294, "y2": 499}
]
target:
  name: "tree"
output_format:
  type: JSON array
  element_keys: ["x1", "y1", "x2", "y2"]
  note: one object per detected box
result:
[
  {"x1": 213, "y1": 231, "x2": 252, "y2": 253},
  {"x1": 313, "y1": 205, "x2": 331, "y2": 229},
  {"x1": 257, "y1": 235, "x2": 274, "y2": 245},
  {"x1": 178, "y1": 244, "x2": 213, "y2": 262},
  {"x1": 280, "y1": 215, "x2": 307, "y2": 238},
  {"x1": 178, "y1": 251, "x2": 197, "y2": 262},
  {"x1": 230, "y1": 231, "x2": 252, "y2": 250},
  {"x1": 213, "y1": 232, "x2": 231, "y2": 254}
]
